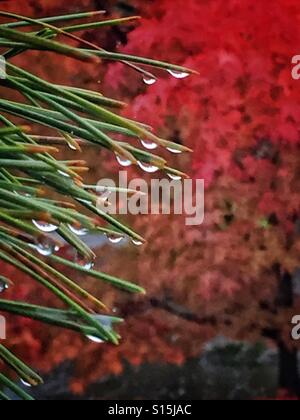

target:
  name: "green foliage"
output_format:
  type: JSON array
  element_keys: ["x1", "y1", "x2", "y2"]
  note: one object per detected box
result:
[{"x1": 0, "y1": 10, "x2": 193, "y2": 399}]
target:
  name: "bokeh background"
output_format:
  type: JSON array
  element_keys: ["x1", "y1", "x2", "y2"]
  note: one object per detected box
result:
[{"x1": 1, "y1": 0, "x2": 300, "y2": 400}]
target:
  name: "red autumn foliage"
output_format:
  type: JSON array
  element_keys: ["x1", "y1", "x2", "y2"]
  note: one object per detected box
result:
[
  {"x1": 102, "y1": 0, "x2": 300, "y2": 394},
  {"x1": 1, "y1": 0, "x2": 300, "y2": 398}
]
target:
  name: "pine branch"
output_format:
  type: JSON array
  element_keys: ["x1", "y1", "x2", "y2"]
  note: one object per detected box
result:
[{"x1": 0, "y1": 9, "x2": 194, "y2": 399}]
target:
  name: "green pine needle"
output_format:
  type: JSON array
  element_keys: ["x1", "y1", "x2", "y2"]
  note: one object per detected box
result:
[{"x1": 0, "y1": 9, "x2": 194, "y2": 399}]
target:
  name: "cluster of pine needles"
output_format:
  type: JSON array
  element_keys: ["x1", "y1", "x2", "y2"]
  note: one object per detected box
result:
[{"x1": 0, "y1": 10, "x2": 194, "y2": 400}]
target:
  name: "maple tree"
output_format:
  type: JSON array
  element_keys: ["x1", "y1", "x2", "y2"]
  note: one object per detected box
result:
[
  {"x1": 2, "y1": 0, "x2": 300, "y2": 399},
  {"x1": 102, "y1": 0, "x2": 300, "y2": 397}
]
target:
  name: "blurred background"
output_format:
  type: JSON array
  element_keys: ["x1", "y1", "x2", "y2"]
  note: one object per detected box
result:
[{"x1": 1, "y1": 0, "x2": 300, "y2": 400}]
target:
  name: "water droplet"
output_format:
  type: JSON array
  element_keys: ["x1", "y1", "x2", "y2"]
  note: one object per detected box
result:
[
  {"x1": 58, "y1": 170, "x2": 70, "y2": 178},
  {"x1": 78, "y1": 198, "x2": 92, "y2": 206},
  {"x1": 143, "y1": 76, "x2": 156, "y2": 86},
  {"x1": 14, "y1": 190, "x2": 31, "y2": 197},
  {"x1": 86, "y1": 335, "x2": 104, "y2": 343},
  {"x1": 93, "y1": 315, "x2": 114, "y2": 329},
  {"x1": 32, "y1": 220, "x2": 58, "y2": 233},
  {"x1": 141, "y1": 139, "x2": 158, "y2": 150},
  {"x1": 0, "y1": 280, "x2": 9, "y2": 293},
  {"x1": 168, "y1": 69, "x2": 190, "y2": 79},
  {"x1": 116, "y1": 155, "x2": 132, "y2": 168},
  {"x1": 138, "y1": 161, "x2": 159, "y2": 173},
  {"x1": 20, "y1": 379, "x2": 32, "y2": 388},
  {"x1": 75, "y1": 253, "x2": 95, "y2": 270},
  {"x1": 166, "y1": 147, "x2": 183, "y2": 154},
  {"x1": 68, "y1": 224, "x2": 88, "y2": 237},
  {"x1": 167, "y1": 173, "x2": 182, "y2": 181},
  {"x1": 132, "y1": 239, "x2": 143, "y2": 246},
  {"x1": 68, "y1": 141, "x2": 77, "y2": 151},
  {"x1": 35, "y1": 238, "x2": 55, "y2": 257},
  {"x1": 106, "y1": 233, "x2": 124, "y2": 244}
]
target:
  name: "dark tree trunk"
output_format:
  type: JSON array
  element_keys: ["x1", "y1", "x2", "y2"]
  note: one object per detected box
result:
[
  {"x1": 278, "y1": 341, "x2": 300, "y2": 396},
  {"x1": 275, "y1": 266, "x2": 300, "y2": 397}
]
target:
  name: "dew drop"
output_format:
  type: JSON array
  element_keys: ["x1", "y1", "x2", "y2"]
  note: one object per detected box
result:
[
  {"x1": 75, "y1": 253, "x2": 95, "y2": 270},
  {"x1": 68, "y1": 224, "x2": 88, "y2": 237},
  {"x1": 86, "y1": 335, "x2": 104, "y2": 343},
  {"x1": 132, "y1": 239, "x2": 143, "y2": 246},
  {"x1": 0, "y1": 280, "x2": 9, "y2": 293},
  {"x1": 35, "y1": 238, "x2": 55, "y2": 257},
  {"x1": 14, "y1": 190, "x2": 31, "y2": 197},
  {"x1": 106, "y1": 233, "x2": 124, "y2": 244},
  {"x1": 143, "y1": 76, "x2": 157, "y2": 86},
  {"x1": 116, "y1": 155, "x2": 132, "y2": 167},
  {"x1": 166, "y1": 147, "x2": 183, "y2": 154},
  {"x1": 32, "y1": 220, "x2": 58, "y2": 233},
  {"x1": 87, "y1": 315, "x2": 117, "y2": 343},
  {"x1": 93, "y1": 315, "x2": 113, "y2": 329},
  {"x1": 78, "y1": 198, "x2": 92, "y2": 206},
  {"x1": 58, "y1": 170, "x2": 71, "y2": 178},
  {"x1": 109, "y1": 237, "x2": 123, "y2": 244},
  {"x1": 168, "y1": 69, "x2": 190, "y2": 79},
  {"x1": 68, "y1": 141, "x2": 78, "y2": 151},
  {"x1": 167, "y1": 173, "x2": 182, "y2": 181},
  {"x1": 20, "y1": 379, "x2": 32, "y2": 388},
  {"x1": 141, "y1": 139, "x2": 158, "y2": 150},
  {"x1": 138, "y1": 161, "x2": 159, "y2": 173}
]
